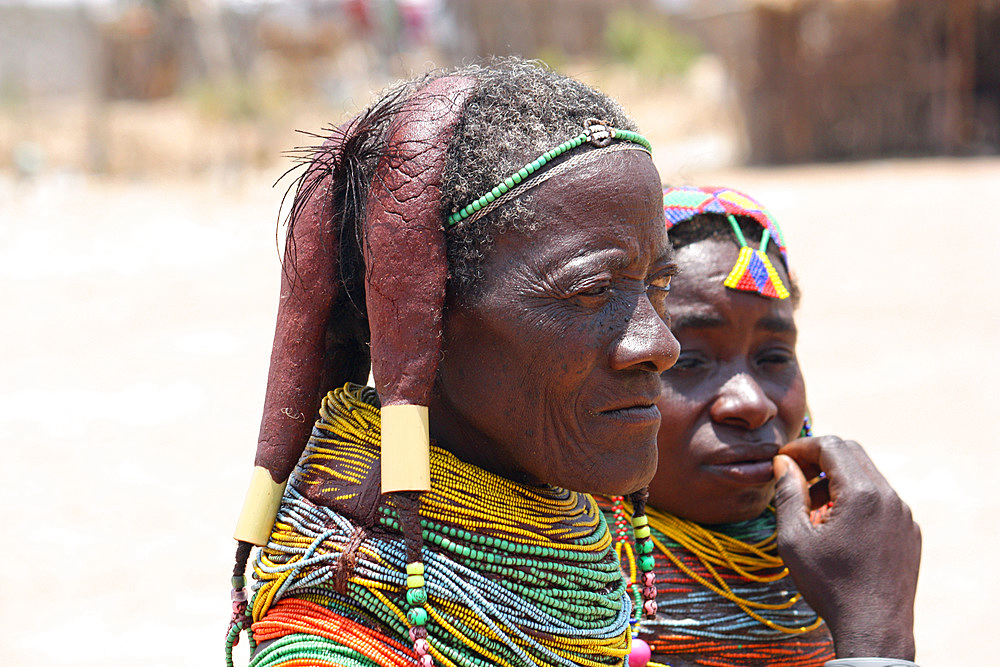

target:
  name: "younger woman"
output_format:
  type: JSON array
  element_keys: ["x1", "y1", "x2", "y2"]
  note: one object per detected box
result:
[{"x1": 607, "y1": 186, "x2": 920, "y2": 667}]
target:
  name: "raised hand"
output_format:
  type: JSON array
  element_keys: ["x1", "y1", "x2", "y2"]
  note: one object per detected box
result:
[{"x1": 773, "y1": 436, "x2": 920, "y2": 660}]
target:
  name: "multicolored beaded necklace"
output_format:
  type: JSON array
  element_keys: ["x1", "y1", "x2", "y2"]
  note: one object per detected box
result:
[
  {"x1": 606, "y1": 498, "x2": 833, "y2": 667},
  {"x1": 229, "y1": 384, "x2": 640, "y2": 667}
]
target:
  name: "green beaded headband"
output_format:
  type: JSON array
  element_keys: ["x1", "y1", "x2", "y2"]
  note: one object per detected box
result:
[{"x1": 447, "y1": 118, "x2": 653, "y2": 228}]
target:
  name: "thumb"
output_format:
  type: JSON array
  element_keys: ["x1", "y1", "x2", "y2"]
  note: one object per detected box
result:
[{"x1": 773, "y1": 454, "x2": 811, "y2": 530}]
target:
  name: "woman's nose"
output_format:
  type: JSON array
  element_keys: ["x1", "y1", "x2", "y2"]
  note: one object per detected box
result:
[
  {"x1": 608, "y1": 297, "x2": 680, "y2": 373},
  {"x1": 710, "y1": 371, "x2": 778, "y2": 430}
]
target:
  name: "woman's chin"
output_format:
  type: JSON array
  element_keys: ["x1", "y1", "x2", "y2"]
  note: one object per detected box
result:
[
  {"x1": 699, "y1": 494, "x2": 774, "y2": 525},
  {"x1": 569, "y1": 453, "x2": 658, "y2": 497}
]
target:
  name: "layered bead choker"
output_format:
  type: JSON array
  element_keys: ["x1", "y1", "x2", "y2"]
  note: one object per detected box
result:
[{"x1": 228, "y1": 384, "x2": 656, "y2": 667}]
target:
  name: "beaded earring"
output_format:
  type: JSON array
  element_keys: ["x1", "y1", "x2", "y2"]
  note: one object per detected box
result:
[
  {"x1": 610, "y1": 489, "x2": 657, "y2": 667},
  {"x1": 799, "y1": 414, "x2": 813, "y2": 438}
]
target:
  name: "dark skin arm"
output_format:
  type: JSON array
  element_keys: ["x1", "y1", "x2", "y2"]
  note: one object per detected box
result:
[{"x1": 773, "y1": 436, "x2": 921, "y2": 661}]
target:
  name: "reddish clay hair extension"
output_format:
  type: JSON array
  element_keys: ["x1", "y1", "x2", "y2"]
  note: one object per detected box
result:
[
  {"x1": 363, "y1": 77, "x2": 475, "y2": 577},
  {"x1": 252, "y1": 91, "x2": 411, "y2": 483},
  {"x1": 253, "y1": 137, "x2": 341, "y2": 483},
  {"x1": 364, "y1": 76, "x2": 475, "y2": 410},
  {"x1": 252, "y1": 77, "x2": 474, "y2": 485}
]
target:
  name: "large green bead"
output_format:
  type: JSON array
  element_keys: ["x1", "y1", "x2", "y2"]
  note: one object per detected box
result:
[
  {"x1": 406, "y1": 588, "x2": 428, "y2": 606},
  {"x1": 407, "y1": 607, "x2": 428, "y2": 626}
]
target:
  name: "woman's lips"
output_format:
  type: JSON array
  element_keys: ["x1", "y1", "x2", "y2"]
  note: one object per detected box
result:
[
  {"x1": 705, "y1": 459, "x2": 775, "y2": 485},
  {"x1": 597, "y1": 403, "x2": 661, "y2": 425},
  {"x1": 704, "y1": 444, "x2": 780, "y2": 485}
]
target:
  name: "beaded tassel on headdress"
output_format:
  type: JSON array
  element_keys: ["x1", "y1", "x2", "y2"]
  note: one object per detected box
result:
[
  {"x1": 662, "y1": 185, "x2": 790, "y2": 300},
  {"x1": 722, "y1": 214, "x2": 790, "y2": 299}
]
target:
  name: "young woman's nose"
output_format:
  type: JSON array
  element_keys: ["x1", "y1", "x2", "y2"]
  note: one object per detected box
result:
[
  {"x1": 709, "y1": 371, "x2": 778, "y2": 430},
  {"x1": 608, "y1": 296, "x2": 679, "y2": 373}
]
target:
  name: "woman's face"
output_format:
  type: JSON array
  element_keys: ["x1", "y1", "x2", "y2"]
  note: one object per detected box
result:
[
  {"x1": 647, "y1": 237, "x2": 806, "y2": 524},
  {"x1": 431, "y1": 150, "x2": 679, "y2": 496}
]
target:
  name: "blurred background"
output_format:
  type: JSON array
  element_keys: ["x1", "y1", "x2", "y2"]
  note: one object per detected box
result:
[{"x1": 2, "y1": 0, "x2": 998, "y2": 665}]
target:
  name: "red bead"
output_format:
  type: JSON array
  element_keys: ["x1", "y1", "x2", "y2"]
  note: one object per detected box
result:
[{"x1": 643, "y1": 599, "x2": 658, "y2": 616}]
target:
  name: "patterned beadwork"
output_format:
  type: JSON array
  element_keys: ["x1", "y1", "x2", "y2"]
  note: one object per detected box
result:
[
  {"x1": 233, "y1": 384, "x2": 634, "y2": 667},
  {"x1": 600, "y1": 497, "x2": 834, "y2": 667},
  {"x1": 663, "y1": 185, "x2": 792, "y2": 301}
]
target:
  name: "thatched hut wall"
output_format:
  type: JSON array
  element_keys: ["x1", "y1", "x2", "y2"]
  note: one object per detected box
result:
[{"x1": 687, "y1": 0, "x2": 998, "y2": 163}]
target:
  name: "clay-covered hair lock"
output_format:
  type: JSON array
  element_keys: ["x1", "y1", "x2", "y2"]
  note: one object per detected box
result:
[{"x1": 228, "y1": 77, "x2": 475, "y2": 660}]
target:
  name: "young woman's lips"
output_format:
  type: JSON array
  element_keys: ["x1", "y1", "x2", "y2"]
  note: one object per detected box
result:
[
  {"x1": 705, "y1": 459, "x2": 775, "y2": 485},
  {"x1": 705, "y1": 445, "x2": 780, "y2": 484}
]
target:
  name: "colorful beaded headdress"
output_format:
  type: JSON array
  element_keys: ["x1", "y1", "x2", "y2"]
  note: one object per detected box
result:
[{"x1": 662, "y1": 185, "x2": 790, "y2": 300}]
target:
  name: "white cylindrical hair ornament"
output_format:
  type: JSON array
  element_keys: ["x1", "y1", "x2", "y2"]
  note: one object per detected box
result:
[
  {"x1": 233, "y1": 466, "x2": 289, "y2": 546},
  {"x1": 380, "y1": 404, "x2": 431, "y2": 493}
]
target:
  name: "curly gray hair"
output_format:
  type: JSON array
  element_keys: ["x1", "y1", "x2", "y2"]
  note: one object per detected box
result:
[{"x1": 285, "y1": 57, "x2": 638, "y2": 300}]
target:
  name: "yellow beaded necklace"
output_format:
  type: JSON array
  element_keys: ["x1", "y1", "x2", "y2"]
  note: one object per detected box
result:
[
  {"x1": 253, "y1": 385, "x2": 633, "y2": 667},
  {"x1": 623, "y1": 503, "x2": 823, "y2": 635}
]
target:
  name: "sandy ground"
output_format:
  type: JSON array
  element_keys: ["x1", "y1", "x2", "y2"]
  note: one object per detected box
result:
[{"x1": 2, "y1": 155, "x2": 998, "y2": 666}]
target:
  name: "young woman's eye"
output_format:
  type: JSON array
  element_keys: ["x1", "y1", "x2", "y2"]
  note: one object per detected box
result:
[
  {"x1": 757, "y1": 350, "x2": 794, "y2": 368},
  {"x1": 668, "y1": 352, "x2": 707, "y2": 373}
]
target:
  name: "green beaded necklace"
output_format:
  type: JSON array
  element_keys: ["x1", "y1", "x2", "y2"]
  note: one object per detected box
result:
[{"x1": 447, "y1": 118, "x2": 653, "y2": 227}]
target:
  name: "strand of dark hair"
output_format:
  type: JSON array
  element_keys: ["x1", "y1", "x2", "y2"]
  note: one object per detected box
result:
[
  {"x1": 629, "y1": 487, "x2": 650, "y2": 520},
  {"x1": 233, "y1": 539, "x2": 253, "y2": 583},
  {"x1": 392, "y1": 491, "x2": 425, "y2": 564}
]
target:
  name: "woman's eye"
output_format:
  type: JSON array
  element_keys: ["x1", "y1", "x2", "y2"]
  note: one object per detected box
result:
[
  {"x1": 578, "y1": 284, "x2": 610, "y2": 297},
  {"x1": 757, "y1": 350, "x2": 794, "y2": 368},
  {"x1": 647, "y1": 275, "x2": 672, "y2": 294},
  {"x1": 668, "y1": 352, "x2": 706, "y2": 373}
]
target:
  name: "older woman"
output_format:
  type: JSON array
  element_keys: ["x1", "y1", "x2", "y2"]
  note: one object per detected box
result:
[
  {"x1": 225, "y1": 61, "x2": 919, "y2": 667},
  {"x1": 227, "y1": 60, "x2": 677, "y2": 667},
  {"x1": 607, "y1": 186, "x2": 921, "y2": 667}
]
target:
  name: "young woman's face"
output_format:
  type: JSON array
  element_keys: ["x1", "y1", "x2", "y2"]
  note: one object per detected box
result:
[{"x1": 647, "y1": 237, "x2": 806, "y2": 524}]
